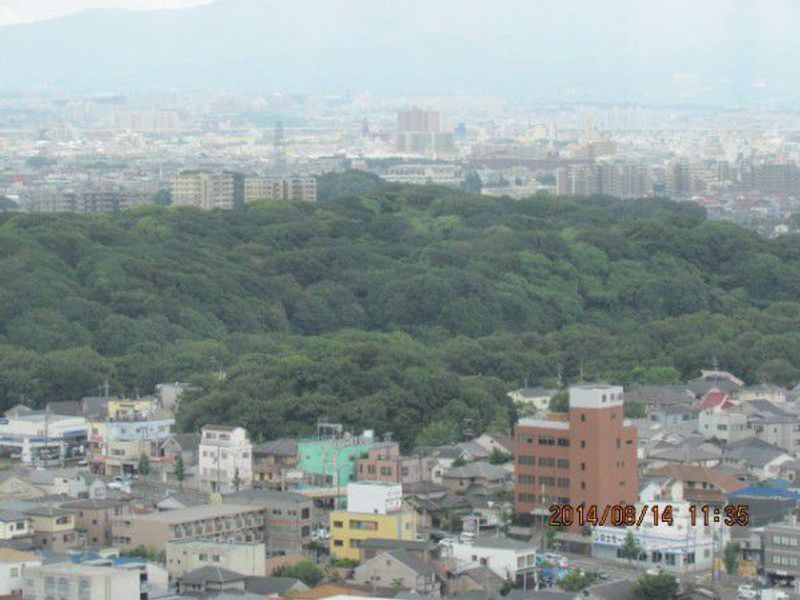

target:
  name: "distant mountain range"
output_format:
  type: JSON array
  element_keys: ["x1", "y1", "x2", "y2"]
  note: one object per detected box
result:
[{"x1": 0, "y1": 0, "x2": 798, "y2": 105}]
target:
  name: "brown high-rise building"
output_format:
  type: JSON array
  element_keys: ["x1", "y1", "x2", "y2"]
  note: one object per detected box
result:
[{"x1": 514, "y1": 384, "x2": 638, "y2": 520}]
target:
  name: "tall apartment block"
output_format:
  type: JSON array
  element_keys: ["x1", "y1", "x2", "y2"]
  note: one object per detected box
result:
[
  {"x1": 396, "y1": 107, "x2": 454, "y2": 154},
  {"x1": 243, "y1": 176, "x2": 317, "y2": 202},
  {"x1": 198, "y1": 425, "x2": 253, "y2": 494},
  {"x1": 514, "y1": 384, "x2": 638, "y2": 521},
  {"x1": 555, "y1": 163, "x2": 652, "y2": 198},
  {"x1": 171, "y1": 172, "x2": 234, "y2": 210}
]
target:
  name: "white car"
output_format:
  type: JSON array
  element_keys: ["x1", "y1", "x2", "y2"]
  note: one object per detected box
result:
[{"x1": 737, "y1": 584, "x2": 757, "y2": 600}]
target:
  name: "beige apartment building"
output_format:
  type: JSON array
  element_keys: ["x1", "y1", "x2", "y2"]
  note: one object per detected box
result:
[
  {"x1": 165, "y1": 539, "x2": 266, "y2": 578},
  {"x1": 243, "y1": 176, "x2": 317, "y2": 202},
  {"x1": 23, "y1": 562, "x2": 140, "y2": 600},
  {"x1": 63, "y1": 498, "x2": 132, "y2": 549},
  {"x1": 112, "y1": 503, "x2": 265, "y2": 553},
  {"x1": 171, "y1": 172, "x2": 234, "y2": 210},
  {"x1": 27, "y1": 505, "x2": 81, "y2": 552}
]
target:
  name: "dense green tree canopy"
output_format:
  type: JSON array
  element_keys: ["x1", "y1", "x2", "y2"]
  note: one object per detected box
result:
[{"x1": 2, "y1": 171, "x2": 800, "y2": 446}]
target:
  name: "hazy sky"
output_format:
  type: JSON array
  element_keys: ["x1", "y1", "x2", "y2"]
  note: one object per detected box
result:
[{"x1": 0, "y1": 0, "x2": 210, "y2": 25}]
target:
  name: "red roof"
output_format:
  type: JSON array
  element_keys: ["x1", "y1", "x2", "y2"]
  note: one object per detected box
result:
[{"x1": 699, "y1": 389, "x2": 733, "y2": 411}]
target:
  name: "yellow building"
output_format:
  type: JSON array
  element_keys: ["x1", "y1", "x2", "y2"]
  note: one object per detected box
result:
[
  {"x1": 329, "y1": 510, "x2": 417, "y2": 561},
  {"x1": 107, "y1": 398, "x2": 157, "y2": 419}
]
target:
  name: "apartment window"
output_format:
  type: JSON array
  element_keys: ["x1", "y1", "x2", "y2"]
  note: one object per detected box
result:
[
  {"x1": 198, "y1": 553, "x2": 208, "y2": 561},
  {"x1": 580, "y1": 441, "x2": 586, "y2": 449},
  {"x1": 538, "y1": 437, "x2": 555, "y2": 446},
  {"x1": 580, "y1": 463, "x2": 586, "y2": 471},
  {"x1": 557, "y1": 478, "x2": 570, "y2": 488},
  {"x1": 518, "y1": 493, "x2": 536, "y2": 502},
  {"x1": 518, "y1": 475, "x2": 535, "y2": 484},
  {"x1": 333, "y1": 540, "x2": 343, "y2": 547},
  {"x1": 557, "y1": 438, "x2": 569, "y2": 447},
  {"x1": 518, "y1": 455, "x2": 534, "y2": 465},
  {"x1": 557, "y1": 459, "x2": 570, "y2": 469},
  {"x1": 581, "y1": 414, "x2": 586, "y2": 422},
  {"x1": 580, "y1": 482, "x2": 586, "y2": 490},
  {"x1": 616, "y1": 438, "x2": 621, "y2": 449},
  {"x1": 212, "y1": 555, "x2": 220, "y2": 562},
  {"x1": 301, "y1": 508, "x2": 310, "y2": 519},
  {"x1": 537, "y1": 457, "x2": 555, "y2": 467},
  {"x1": 538, "y1": 476, "x2": 556, "y2": 486}
]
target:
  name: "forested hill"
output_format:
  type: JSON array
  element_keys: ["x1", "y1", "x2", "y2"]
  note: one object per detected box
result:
[{"x1": 2, "y1": 171, "x2": 800, "y2": 447}]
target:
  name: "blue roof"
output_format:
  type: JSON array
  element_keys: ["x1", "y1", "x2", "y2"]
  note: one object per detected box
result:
[{"x1": 729, "y1": 486, "x2": 800, "y2": 500}]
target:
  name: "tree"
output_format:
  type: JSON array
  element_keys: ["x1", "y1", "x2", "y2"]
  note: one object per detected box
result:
[
  {"x1": 544, "y1": 525, "x2": 557, "y2": 550},
  {"x1": 452, "y1": 455, "x2": 468, "y2": 468},
  {"x1": 558, "y1": 569, "x2": 598, "y2": 592},
  {"x1": 232, "y1": 467, "x2": 242, "y2": 491},
  {"x1": 462, "y1": 171, "x2": 483, "y2": 195},
  {"x1": 137, "y1": 453, "x2": 150, "y2": 477},
  {"x1": 620, "y1": 531, "x2": 643, "y2": 564},
  {"x1": 632, "y1": 572, "x2": 679, "y2": 600},
  {"x1": 488, "y1": 447, "x2": 512, "y2": 464},
  {"x1": 174, "y1": 455, "x2": 186, "y2": 489},
  {"x1": 549, "y1": 389, "x2": 569, "y2": 413},
  {"x1": 723, "y1": 541, "x2": 739, "y2": 575},
  {"x1": 274, "y1": 560, "x2": 324, "y2": 587},
  {"x1": 623, "y1": 400, "x2": 646, "y2": 419}
]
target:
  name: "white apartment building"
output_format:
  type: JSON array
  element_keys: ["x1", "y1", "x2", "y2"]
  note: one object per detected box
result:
[
  {"x1": 698, "y1": 406, "x2": 750, "y2": 443},
  {"x1": 198, "y1": 425, "x2": 253, "y2": 493},
  {"x1": 165, "y1": 540, "x2": 266, "y2": 578},
  {"x1": 592, "y1": 502, "x2": 719, "y2": 573},
  {"x1": 171, "y1": 172, "x2": 234, "y2": 210},
  {"x1": 23, "y1": 562, "x2": 141, "y2": 600},
  {"x1": 346, "y1": 481, "x2": 402, "y2": 514},
  {"x1": 446, "y1": 536, "x2": 537, "y2": 586},
  {"x1": 0, "y1": 548, "x2": 40, "y2": 595}
]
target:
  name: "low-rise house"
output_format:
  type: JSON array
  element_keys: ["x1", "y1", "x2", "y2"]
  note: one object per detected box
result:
[
  {"x1": 357, "y1": 538, "x2": 440, "y2": 563},
  {"x1": 112, "y1": 503, "x2": 265, "y2": 553},
  {"x1": 507, "y1": 387, "x2": 558, "y2": 413},
  {"x1": 62, "y1": 498, "x2": 132, "y2": 548},
  {"x1": 739, "y1": 384, "x2": 787, "y2": 404},
  {"x1": 647, "y1": 464, "x2": 746, "y2": 505},
  {"x1": 0, "y1": 548, "x2": 40, "y2": 595},
  {"x1": 647, "y1": 402, "x2": 698, "y2": 426},
  {"x1": 252, "y1": 439, "x2": 300, "y2": 489},
  {"x1": 440, "y1": 462, "x2": 509, "y2": 494},
  {"x1": 0, "y1": 509, "x2": 32, "y2": 542},
  {"x1": 721, "y1": 437, "x2": 794, "y2": 480},
  {"x1": 158, "y1": 433, "x2": 202, "y2": 468},
  {"x1": 0, "y1": 471, "x2": 46, "y2": 500},
  {"x1": 177, "y1": 566, "x2": 308, "y2": 597},
  {"x1": 353, "y1": 548, "x2": 440, "y2": 595},
  {"x1": 647, "y1": 445, "x2": 720, "y2": 469},
  {"x1": 744, "y1": 400, "x2": 800, "y2": 452},
  {"x1": 221, "y1": 488, "x2": 313, "y2": 555},
  {"x1": 26, "y1": 468, "x2": 88, "y2": 498},
  {"x1": 357, "y1": 445, "x2": 433, "y2": 485},
  {"x1": 23, "y1": 504, "x2": 81, "y2": 552},
  {"x1": 445, "y1": 564, "x2": 505, "y2": 596},
  {"x1": 470, "y1": 433, "x2": 514, "y2": 457},
  {"x1": 166, "y1": 539, "x2": 266, "y2": 578}
]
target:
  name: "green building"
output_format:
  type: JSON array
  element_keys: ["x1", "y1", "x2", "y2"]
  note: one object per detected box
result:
[{"x1": 298, "y1": 424, "x2": 380, "y2": 490}]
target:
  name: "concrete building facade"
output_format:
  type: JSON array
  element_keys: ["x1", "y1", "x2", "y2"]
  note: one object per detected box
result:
[{"x1": 514, "y1": 384, "x2": 638, "y2": 520}]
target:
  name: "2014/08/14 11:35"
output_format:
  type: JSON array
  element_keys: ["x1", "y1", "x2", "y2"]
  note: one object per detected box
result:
[{"x1": 548, "y1": 503, "x2": 750, "y2": 527}]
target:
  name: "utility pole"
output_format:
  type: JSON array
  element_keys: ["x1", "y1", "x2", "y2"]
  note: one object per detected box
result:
[{"x1": 216, "y1": 435, "x2": 221, "y2": 493}]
